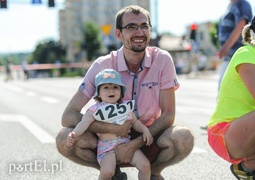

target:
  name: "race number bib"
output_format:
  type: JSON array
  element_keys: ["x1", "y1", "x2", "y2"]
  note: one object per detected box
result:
[{"x1": 93, "y1": 100, "x2": 135, "y2": 125}]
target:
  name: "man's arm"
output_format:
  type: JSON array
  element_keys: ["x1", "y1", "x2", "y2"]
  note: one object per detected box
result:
[
  {"x1": 89, "y1": 119, "x2": 132, "y2": 137},
  {"x1": 148, "y1": 87, "x2": 175, "y2": 135},
  {"x1": 132, "y1": 87, "x2": 175, "y2": 145},
  {"x1": 62, "y1": 91, "x2": 89, "y2": 127},
  {"x1": 115, "y1": 88, "x2": 176, "y2": 163},
  {"x1": 218, "y1": 19, "x2": 247, "y2": 59}
]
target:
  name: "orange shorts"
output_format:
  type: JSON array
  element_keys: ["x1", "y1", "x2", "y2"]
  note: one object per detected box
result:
[{"x1": 207, "y1": 122, "x2": 246, "y2": 164}]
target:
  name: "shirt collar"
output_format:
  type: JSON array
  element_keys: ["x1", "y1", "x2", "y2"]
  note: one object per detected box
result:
[{"x1": 117, "y1": 46, "x2": 152, "y2": 72}]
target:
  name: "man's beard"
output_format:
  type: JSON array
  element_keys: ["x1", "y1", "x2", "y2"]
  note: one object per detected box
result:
[{"x1": 130, "y1": 46, "x2": 146, "y2": 52}]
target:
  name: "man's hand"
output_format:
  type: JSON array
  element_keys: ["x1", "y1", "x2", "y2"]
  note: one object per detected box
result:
[
  {"x1": 115, "y1": 120, "x2": 132, "y2": 137},
  {"x1": 114, "y1": 142, "x2": 136, "y2": 164},
  {"x1": 218, "y1": 45, "x2": 230, "y2": 59}
]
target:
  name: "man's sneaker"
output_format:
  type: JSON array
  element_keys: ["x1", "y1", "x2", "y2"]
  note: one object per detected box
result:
[
  {"x1": 111, "y1": 166, "x2": 127, "y2": 180},
  {"x1": 230, "y1": 163, "x2": 254, "y2": 180}
]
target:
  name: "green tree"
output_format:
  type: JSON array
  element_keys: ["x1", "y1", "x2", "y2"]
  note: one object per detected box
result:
[
  {"x1": 209, "y1": 22, "x2": 220, "y2": 49},
  {"x1": 30, "y1": 39, "x2": 66, "y2": 64},
  {"x1": 82, "y1": 21, "x2": 102, "y2": 61}
]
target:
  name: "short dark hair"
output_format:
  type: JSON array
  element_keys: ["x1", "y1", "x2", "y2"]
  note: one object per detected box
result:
[{"x1": 115, "y1": 5, "x2": 151, "y2": 31}]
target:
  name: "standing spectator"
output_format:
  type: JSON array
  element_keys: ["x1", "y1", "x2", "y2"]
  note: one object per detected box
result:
[
  {"x1": 201, "y1": 0, "x2": 253, "y2": 131},
  {"x1": 217, "y1": 0, "x2": 252, "y2": 91},
  {"x1": 56, "y1": 5, "x2": 194, "y2": 180},
  {"x1": 4, "y1": 58, "x2": 13, "y2": 82},
  {"x1": 21, "y1": 59, "x2": 29, "y2": 80}
]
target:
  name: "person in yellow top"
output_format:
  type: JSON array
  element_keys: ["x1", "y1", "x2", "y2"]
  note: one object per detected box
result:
[{"x1": 207, "y1": 16, "x2": 255, "y2": 179}]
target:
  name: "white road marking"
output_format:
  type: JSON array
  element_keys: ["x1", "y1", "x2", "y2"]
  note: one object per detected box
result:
[
  {"x1": 26, "y1": 91, "x2": 37, "y2": 96},
  {"x1": 192, "y1": 147, "x2": 207, "y2": 153},
  {"x1": 40, "y1": 96, "x2": 59, "y2": 103},
  {"x1": 0, "y1": 83, "x2": 59, "y2": 104},
  {"x1": 0, "y1": 114, "x2": 55, "y2": 143},
  {"x1": 0, "y1": 84, "x2": 24, "y2": 92}
]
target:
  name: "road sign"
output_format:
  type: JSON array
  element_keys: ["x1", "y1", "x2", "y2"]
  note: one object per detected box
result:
[{"x1": 101, "y1": 24, "x2": 112, "y2": 36}]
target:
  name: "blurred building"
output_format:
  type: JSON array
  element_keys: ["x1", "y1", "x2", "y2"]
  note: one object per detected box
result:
[
  {"x1": 59, "y1": 0, "x2": 150, "y2": 62},
  {"x1": 159, "y1": 22, "x2": 220, "y2": 74},
  {"x1": 185, "y1": 22, "x2": 218, "y2": 56},
  {"x1": 160, "y1": 22, "x2": 218, "y2": 56}
]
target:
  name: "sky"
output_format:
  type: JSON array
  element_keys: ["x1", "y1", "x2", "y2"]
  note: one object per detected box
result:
[{"x1": 1, "y1": 0, "x2": 255, "y2": 54}]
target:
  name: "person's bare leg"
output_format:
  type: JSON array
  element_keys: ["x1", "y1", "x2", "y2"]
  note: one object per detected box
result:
[
  {"x1": 151, "y1": 126, "x2": 194, "y2": 176},
  {"x1": 225, "y1": 110, "x2": 255, "y2": 170},
  {"x1": 130, "y1": 149, "x2": 151, "y2": 180},
  {"x1": 98, "y1": 153, "x2": 116, "y2": 180}
]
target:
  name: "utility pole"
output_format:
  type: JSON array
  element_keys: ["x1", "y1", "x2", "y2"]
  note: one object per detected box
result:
[
  {"x1": 154, "y1": 0, "x2": 159, "y2": 47},
  {"x1": 154, "y1": 0, "x2": 158, "y2": 36}
]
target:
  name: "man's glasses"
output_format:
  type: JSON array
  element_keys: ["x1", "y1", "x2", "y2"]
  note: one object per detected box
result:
[{"x1": 121, "y1": 23, "x2": 151, "y2": 32}]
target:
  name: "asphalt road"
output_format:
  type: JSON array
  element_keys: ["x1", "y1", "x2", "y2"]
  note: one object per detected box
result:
[{"x1": 0, "y1": 72, "x2": 237, "y2": 180}]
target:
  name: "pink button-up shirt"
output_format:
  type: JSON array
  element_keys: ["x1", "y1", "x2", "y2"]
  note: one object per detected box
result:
[{"x1": 80, "y1": 46, "x2": 179, "y2": 127}]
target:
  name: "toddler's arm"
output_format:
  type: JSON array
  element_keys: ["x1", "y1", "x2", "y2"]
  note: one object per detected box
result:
[
  {"x1": 130, "y1": 112, "x2": 153, "y2": 146},
  {"x1": 66, "y1": 110, "x2": 95, "y2": 146}
]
